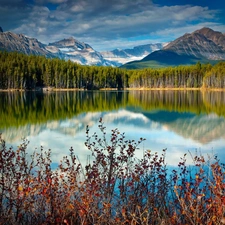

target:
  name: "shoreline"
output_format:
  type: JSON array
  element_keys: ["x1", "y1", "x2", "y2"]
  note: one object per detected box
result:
[{"x1": 0, "y1": 87, "x2": 225, "y2": 92}]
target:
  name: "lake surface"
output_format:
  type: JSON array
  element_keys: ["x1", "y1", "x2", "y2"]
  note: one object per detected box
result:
[{"x1": 1, "y1": 90, "x2": 225, "y2": 166}]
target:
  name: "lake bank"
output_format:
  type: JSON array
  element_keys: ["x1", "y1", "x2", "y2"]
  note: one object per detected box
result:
[{"x1": 1, "y1": 86, "x2": 225, "y2": 92}]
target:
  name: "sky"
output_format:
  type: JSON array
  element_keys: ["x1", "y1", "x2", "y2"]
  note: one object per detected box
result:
[{"x1": 1, "y1": 0, "x2": 225, "y2": 51}]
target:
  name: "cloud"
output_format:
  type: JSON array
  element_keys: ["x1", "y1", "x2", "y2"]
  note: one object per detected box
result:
[
  {"x1": 35, "y1": 0, "x2": 68, "y2": 4},
  {"x1": 0, "y1": 0, "x2": 24, "y2": 5},
  {"x1": 47, "y1": 0, "x2": 68, "y2": 3},
  {"x1": 1, "y1": 0, "x2": 225, "y2": 51}
]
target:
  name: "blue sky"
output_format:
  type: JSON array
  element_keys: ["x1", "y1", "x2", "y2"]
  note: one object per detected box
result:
[{"x1": 1, "y1": 0, "x2": 225, "y2": 51}]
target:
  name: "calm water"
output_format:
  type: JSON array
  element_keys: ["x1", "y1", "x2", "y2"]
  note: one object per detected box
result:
[{"x1": 1, "y1": 90, "x2": 225, "y2": 166}]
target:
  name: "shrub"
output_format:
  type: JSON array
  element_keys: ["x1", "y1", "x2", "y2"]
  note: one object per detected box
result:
[{"x1": 0, "y1": 118, "x2": 225, "y2": 224}]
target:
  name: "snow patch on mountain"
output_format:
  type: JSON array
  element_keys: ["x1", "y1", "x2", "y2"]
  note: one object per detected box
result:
[
  {"x1": 46, "y1": 37, "x2": 120, "y2": 66},
  {"x1": 101, "y1": 43, "x2": 164, "y2": 64}
]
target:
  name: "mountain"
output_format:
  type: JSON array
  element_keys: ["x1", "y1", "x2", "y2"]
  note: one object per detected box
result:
[
  {"x1": 191, "y1": 27, "x2": 225, "y2": 51},
  {"x1": 46, "y1": 37, "x2": 119, "y2": 66},
  {"x1": 0, "y1": 30, "x2": 55, "y2": 57},
  {"x1": 0, "y1": 27, "x2": 162, "y2": 67},
  {"x1": 163, "y1": 27, "x2": 225, "y2": 59},
  {"x1": 122, "y1": 50, "x2": 199, "y2": 69},
  {"x1": 101, "y1": 43, "x2": 164, "y2": 64},
  {"x1": 0, "y1": 29, "x2": 118, "y2": 66},
  {"x1": 122, "y1": 27, "x2": 225, "y2": 69}
]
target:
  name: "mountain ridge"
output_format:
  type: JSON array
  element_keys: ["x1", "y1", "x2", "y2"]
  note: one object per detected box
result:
[
  {"x1": 45, "y1": 36, "x2": 118, "y2": 66},
  {"x1": 0, "y1": 31, "x2": 55, "y2": 57},
  {"x1": 193, "y1": 27, "x2": 225, "y2": 50},
  {"x1": 164, "y1": 27, "x2": 225, "y2": 59},
  {"x1": 122, "y1": 27, "x2": 225, "y2": 69},
  {"x1": 0, "y1": 28, "x2": 161, "y2": 66},
  {"x1": 1, "y1": 26, "x2": 224, "y2": 68}
]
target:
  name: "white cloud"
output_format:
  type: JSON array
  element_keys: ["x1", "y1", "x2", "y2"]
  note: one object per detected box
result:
[
  {"x1": 35, "y1": 0, "x2": 67, "y2": 4},
  {"x1": 70, "y1": 4, "x2": 85, "y2": 12},
  {"x1": 48, "y1": 0, "x2": 68, "y2": 3},
  {"x1": 1, "y1": 0, "x2": 225, "y2": 51}
]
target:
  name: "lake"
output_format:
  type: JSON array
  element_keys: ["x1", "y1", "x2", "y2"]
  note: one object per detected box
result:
[{"x1": 1, "y1": 90, "x2": 225, "y2": 166}]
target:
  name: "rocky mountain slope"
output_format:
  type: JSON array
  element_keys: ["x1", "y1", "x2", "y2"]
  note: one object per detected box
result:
[
  {"x1": 192, "y1": 27, "x2": 225, "y2": 51},
  {"x1": 163, "y1": 27, "x2": 225, "y2": 60},
  {"x1": 122, "y1": 27, "x2": 225, "y2": 69},
  {"x1": 0, "y1": 27, "x2": 55, "y2": 57}
]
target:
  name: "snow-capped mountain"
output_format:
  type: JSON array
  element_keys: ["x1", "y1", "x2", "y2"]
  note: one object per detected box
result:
[
  {"x1": 46, "y1": 37, "x2": 119, "y2": 66},
  {"x1": 101, "y1": 43, "x2": 164, "y2": 64}
]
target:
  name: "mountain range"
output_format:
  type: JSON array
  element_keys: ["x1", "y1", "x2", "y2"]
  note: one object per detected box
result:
[
  {"x1": 122, "y1": 27, "x2": 225, "y2": 69},
  {"x1": 0, "y1": 26, "x2": 162, "y2": 67},
  {"x1": 1, "y1": 26, "x2": 225, "y2": 68},
  {"x1": 101, "y1": 43, "x2": 164, "y2": 64}
]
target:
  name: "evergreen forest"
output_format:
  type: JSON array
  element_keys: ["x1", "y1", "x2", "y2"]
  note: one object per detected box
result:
[{"x1": 1, "y1": 51, "x2": 225, "y2": 90}]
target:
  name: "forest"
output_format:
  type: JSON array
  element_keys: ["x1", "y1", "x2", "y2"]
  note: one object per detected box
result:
[{"x1": 0, "y1": 51, "x2": 225, "y2": 90}]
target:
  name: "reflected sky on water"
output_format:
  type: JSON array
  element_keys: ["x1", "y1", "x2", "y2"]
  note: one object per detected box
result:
[{"x1": 1, "y1": 90, "x2": 225, "y2": 166}]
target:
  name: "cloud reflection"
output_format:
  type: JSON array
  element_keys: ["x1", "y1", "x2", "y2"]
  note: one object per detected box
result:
[{"x1": 2, "y1": 109, "x2": 225, "y2": 166}]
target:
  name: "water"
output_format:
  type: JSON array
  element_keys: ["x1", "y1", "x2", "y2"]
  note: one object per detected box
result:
[{"x1": 1, "y1": 90, "x2": 225, "y2": 166}]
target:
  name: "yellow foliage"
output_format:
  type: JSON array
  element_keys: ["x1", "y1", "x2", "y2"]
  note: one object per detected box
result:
[{"x1": 18, "y1": 185, "x2": 23, "y2": 191}]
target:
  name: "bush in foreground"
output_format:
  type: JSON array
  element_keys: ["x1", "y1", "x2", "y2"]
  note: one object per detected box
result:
[{"x1": 0, "y1": 118, "x2": 225, "y2": 225}]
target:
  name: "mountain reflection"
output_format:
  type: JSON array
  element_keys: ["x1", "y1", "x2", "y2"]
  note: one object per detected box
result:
[{"x1": 1, "y1": 90, "x2": 225, "y2": 165}]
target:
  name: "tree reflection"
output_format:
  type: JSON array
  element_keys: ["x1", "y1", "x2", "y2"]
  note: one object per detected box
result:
[{"x1": 1, "y1": 90, "x2": 225, "y2": 129}]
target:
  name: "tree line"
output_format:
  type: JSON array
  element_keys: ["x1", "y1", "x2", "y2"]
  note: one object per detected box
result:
[{"x1": 0, "y1": 51, "x2": 225, "y2": 90}]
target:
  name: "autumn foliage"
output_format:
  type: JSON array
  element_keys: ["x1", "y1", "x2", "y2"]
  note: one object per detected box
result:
[{"x1": 0, "y1": 119, "x2": 225, "y2": 224}]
